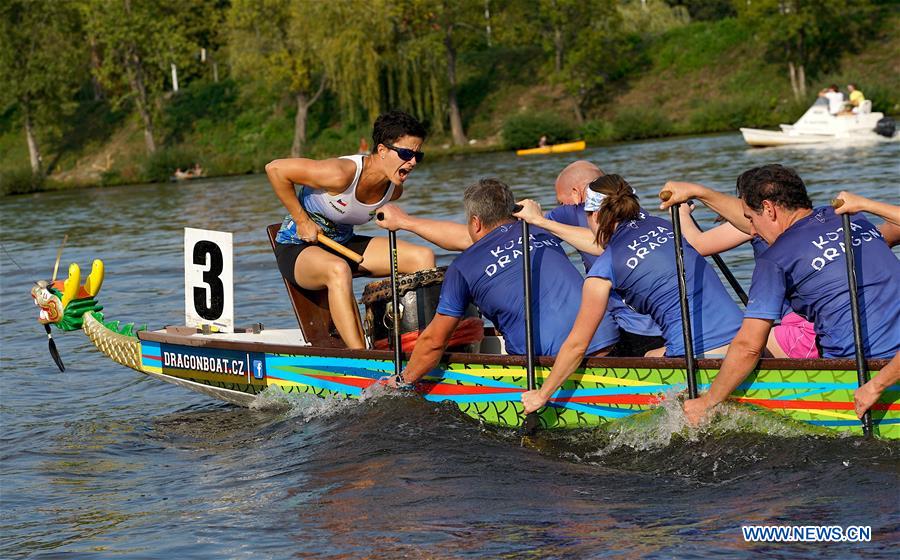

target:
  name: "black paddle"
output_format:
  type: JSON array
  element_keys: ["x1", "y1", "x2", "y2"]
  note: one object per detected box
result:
[
  {"x1": 660, "y1": 191, "x2": 748, "y2": 306},
  {"x1": 377, "y1": 212, "x2": 403, "y2": 380},
  {"x1": 45, "y1": 323, "x2": 65, "y2": 372},
  {"x1": 513, "y1": 204, "x2": 541, "y2": 436},
  {"x1": 668, "y1": 203, "x2": 699, "y2": 399},
  {"x1": 833, "y1": 199, "x2": 873, "y2": 437}
]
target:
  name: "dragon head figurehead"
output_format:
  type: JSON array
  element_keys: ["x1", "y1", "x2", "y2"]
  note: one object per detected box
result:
[{"x1": 32, "y1": 260, "x2": 105, "y2": 331}]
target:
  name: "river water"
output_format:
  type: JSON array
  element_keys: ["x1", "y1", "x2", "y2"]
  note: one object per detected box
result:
[{"x1": 1, "y1": 134, "x2": 898, "y2": 558}]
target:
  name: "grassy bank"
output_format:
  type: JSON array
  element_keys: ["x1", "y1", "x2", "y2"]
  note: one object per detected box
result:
[{"x1": 2, "y1": 13, "x2": 898, "y2": 196}]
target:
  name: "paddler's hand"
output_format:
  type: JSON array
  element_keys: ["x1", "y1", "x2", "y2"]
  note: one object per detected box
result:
[
  {"x1": 512, "y1": 199, "x2": 544, "y2": 225},
  {"x1": 521, "y1": 389, "x2": 548, "y2": 414},
  {"x1": 374, "y1": 204, "x2": 409, "y2": 231},
  {"x1": 659, "y1": 181, "x2": 705, "y2": 210},
  {"x1": 832, "y1": 191, "x2": 867, "y2": 215},
  {"x1": 853, "y1": 382, "x2": 880, "y2": 420},
  {"x1": 682, "y1": 393, "x2": 714, "y2": 426},
  {"x1": 297, "y1": 218, "x2": 321, "y2": 243}
]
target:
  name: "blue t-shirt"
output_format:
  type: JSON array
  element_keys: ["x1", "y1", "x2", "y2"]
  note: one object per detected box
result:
[
  {"x1": 586, "y1": 213, "x2": 742, "y2": 357},
  {"x1": 745, "y1": 206, "x2": 900, "y2": 358},
  {"x1": 546, "y1": 203, "x2": 663, "y2": 337},
  {"x1": 436, "y1": 222, "x2": 619, "y2": 356},
  {"x1": 750, "y1": 237, "x2": 793, "y2": 319}
]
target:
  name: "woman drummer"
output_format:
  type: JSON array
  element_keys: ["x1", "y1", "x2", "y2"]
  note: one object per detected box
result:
[
  {"x1": 266, "y1": 111, "x2": 435, "y2": 348},
  {"x1": 516, "y1": 174, "x2": 744, "y2": 414}
]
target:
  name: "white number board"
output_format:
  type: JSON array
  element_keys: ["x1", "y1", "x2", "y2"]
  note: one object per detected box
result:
[{"x1": 184, "y1": 228, "x2": 234, "y2": 333}]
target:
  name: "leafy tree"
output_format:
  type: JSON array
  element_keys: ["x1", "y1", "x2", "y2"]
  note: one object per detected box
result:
[
  {"x1": 736, "y1": 0, "x2": 876, "y2": 100},
  {"x1": 0, "y1": 0, "x2": 86, "y2": 175},
  {"x1": 82, "y1": 0, "x2": 200, "y2": 155},
  {"x1": 534, "y1": 0, "x2": 626, "y2": 123}
]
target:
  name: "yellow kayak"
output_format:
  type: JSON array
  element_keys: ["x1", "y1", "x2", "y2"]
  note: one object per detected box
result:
[{"x1": 516, "y1": 140, "x2": 586, "y2": 156}]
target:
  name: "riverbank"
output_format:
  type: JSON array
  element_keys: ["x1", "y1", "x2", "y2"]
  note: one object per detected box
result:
[{"x1": 2, "y1": 13, "x2": 898, "y2": 197}]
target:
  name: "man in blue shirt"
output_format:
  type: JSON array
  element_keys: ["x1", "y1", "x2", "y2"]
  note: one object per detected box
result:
[
  {"x1": 385, "y1": 178, "x2": 619, "y2": 386},
  {"x1": 660, "y1": 165, "x2": 900, "y2": 424}
]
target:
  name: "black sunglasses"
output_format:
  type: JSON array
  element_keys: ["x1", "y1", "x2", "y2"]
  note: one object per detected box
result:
[{"x1": 384, "y1": 143, "x2": 424, "y2": 163}]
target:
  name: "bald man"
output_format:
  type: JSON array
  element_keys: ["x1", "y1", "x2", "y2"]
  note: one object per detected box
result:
[{"x1": 544, "y1": 161, "x2": 665, "y2": 356}]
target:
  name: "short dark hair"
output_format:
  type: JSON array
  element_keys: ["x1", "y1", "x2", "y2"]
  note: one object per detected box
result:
[
  {"x1": 372, "y1": 111, "x2": 427, "y2": 148},
  {"x1": 463, "y1": 178, "x2": 515, "y2": 228},
  {"x1": 735, "y1": 164, "x2": 812, "y2": 212}
]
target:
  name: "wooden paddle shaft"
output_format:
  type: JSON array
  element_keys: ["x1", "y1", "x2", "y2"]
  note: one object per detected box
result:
[{"x1": 317, "y1": 234, "x2": 363, "y2": 263}]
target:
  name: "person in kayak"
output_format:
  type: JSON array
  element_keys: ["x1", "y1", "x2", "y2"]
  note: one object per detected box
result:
[
  {"x1": 519, "y1": 174, "x2": 743, "y2": 414},
  {"x1": 266, "y1": 110, "x2": 435, "y2": 349},
  {"x1": 664, "y1": 165, "x2": 900, "y2": 425},
  {"x1": 383, "y1": 178, "x2": 619, "y2": 388}
]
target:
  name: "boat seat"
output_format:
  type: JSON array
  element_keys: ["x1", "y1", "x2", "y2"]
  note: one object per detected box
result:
[
  {"x1": 266, "y1": 223, "x2": 367, "y2": 348},
  {"x1": 858, "y1": 99, "x2": 872, "y2": 114}
]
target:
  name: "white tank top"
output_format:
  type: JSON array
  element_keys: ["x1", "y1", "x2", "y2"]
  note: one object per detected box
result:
[{"x1": 275, "y1": 154, "x2": 395, "y2": 244}]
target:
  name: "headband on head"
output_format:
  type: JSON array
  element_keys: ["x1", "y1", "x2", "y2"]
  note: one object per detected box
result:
[{"x1": 584, "y1": 188, "x2": 606, "y2": 212}]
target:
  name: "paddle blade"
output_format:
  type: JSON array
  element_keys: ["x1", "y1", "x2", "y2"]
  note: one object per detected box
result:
[
  {"x1": 44, "y1": 324, "x2": 65, "y2": 372},
  {"x1": 521, "y1": 411, "x2": 541, "y2": 436}
]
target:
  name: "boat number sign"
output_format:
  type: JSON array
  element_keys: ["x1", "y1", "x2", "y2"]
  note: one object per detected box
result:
[{"x1": 184, "y1": 227, "x2": 234, "y2": 333}]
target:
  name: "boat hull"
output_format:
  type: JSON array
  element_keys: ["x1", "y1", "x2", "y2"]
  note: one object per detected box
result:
[
  {"x1": 516, "y1": 140, "x2": 586, "y2": 156},
  {"x1": 87, "y1": 315, "x2": 897, "y2": 438}
]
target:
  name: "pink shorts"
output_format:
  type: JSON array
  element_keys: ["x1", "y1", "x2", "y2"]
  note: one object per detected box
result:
[{"x1": 773, "y1": 312, "x2": 819, "y2": 359}]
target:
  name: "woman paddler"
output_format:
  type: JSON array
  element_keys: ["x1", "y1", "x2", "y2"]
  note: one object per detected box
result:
[
  {"x1": 266, "y1": 111, "x2": 435, "y2": 349},
  {"x1": 515, "y1": 174, "x2": 743, "y2": 414}
]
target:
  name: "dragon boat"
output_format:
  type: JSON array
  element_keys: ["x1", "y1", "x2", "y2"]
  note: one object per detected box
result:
[{"x1": 31, "y1": 225, "x2": 899, "y2": 439}]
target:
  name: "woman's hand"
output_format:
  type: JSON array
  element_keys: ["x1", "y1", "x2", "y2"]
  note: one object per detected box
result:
[
  {"x1": 512, "y1": 199, "x2": 544, "y2": 225},
  {"x1": 521, "y1": 389, "x2": 548, "y2": 414},
  {"x1": 296, "y1": 218, "x2": 321, "y2": 243}
]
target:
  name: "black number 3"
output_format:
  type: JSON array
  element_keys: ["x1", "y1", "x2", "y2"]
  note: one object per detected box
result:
[{"x1": 193, "y1": 241, "x2": 224, "y2": 320}]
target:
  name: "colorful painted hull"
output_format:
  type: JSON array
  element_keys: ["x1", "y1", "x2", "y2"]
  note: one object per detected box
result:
[{"x1": 83, "y1": 314, "x2": 899, "y2": 439}]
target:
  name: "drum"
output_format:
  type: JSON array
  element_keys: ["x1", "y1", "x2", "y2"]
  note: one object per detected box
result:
[{"x1": 361, "y1": 267, "x2": 483, "y2": 353}]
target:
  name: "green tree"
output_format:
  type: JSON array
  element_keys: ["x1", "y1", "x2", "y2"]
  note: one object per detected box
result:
[
  {"x1": 227, "y1": 0, "x2": 324, "y2": 157},
  {"x1": 535, "y1": 0, "x2": 625, "y2": 123},
  {"x1": 737, "y1": 0, "x2": 876, "y2": 100},
  {"x1": 398, "y1": 1, "x2": 486, "y2": 146},
  {"x1": 82, "y1": 0, "x2": 200, "y2": 155},
  {"x1": 0, "y1": 0, "x2": 86, "y2": 176}
]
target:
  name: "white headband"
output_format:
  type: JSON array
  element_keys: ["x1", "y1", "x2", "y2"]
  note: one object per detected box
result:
[{"x1": 584, "y1": 188, "x2": 607, "y2": 212}]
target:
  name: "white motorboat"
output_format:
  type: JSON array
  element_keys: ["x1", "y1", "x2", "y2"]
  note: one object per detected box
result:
[{"x1": 740, "y1": 99, "x2": 896, "y2": 147}]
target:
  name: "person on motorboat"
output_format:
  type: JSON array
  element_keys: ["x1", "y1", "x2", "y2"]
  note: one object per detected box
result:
[
  {"x1": 547, "y1": 161, "x2": 665, "y2": 357},
  {"x1": 818, "y1": 84, "x2": 844, "y2": 115},
  {"x1": 845, "y1": 83, "x2": 866, "y2": 114},
  {"x1": 266, "y1": 110, "x2": 435, "y2": 349},
  {"x1": 519, "y1": 174, "x2": 743, "y2": 414},
  {"x1": 665, "y1": 165, "x2": 900, "y2": 425},
  {"x1": 383, "y1": 178, "x2": 620, "y2": 388}
]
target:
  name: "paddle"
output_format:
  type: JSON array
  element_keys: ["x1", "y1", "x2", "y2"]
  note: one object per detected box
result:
[
  {"x1": 667, "y1": 201, "x2": 699, "y2": 399},
  {"x1": 45, "y1": 235, "x2": 68, "y2": 373},
  {"x1": 832, "y1": 198, "x2": 874, "y2": 437},
  {"x1": 316, "y1": 233, "x2": 363, "y2": 263},
  {"x1": 513, "y1": 204, "x2": 541, "y2": 436},
  {"x1": 660, "y1": 191, "x2": 748, "y2": 306},
  {"x1": 376, "y1": 212, "x2": 403, "y2": 380}
]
